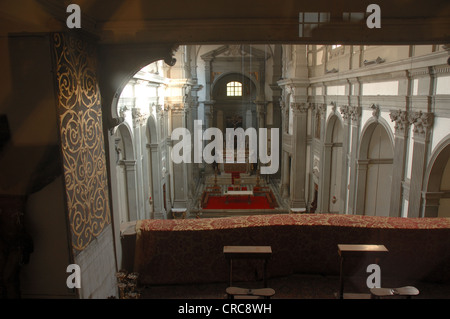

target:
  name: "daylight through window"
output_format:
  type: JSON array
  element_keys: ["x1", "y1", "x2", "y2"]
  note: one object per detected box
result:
[{"x1": 226, "y1": 81, "x2": 242, "y2": 96}]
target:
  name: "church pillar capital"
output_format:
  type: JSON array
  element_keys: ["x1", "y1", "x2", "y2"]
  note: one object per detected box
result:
[{"x1": 408, "y1": 111, "x2": 434, "y2": 142}]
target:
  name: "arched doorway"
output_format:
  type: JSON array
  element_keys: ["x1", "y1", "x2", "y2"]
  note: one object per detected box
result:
[
  {"x1": 113, "y1": 123, "x2": 138, "y2": 222},
  {"x1": 356, "y1": 121, "x2": 394, "y2": 216},
  {"x1": 423, "y1": 136, "x2": 450, "y2": 217},
  {"x1": 321, "y1": 114, "x2": 343, "y2": 213},
  {"x1": 438, "y1": 158, "x2": 450, "y2": 217}
]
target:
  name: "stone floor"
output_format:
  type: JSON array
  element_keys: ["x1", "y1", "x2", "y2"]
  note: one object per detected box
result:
[{"x1": 140, "y1": 273, "x2": 450, "y2": 299}]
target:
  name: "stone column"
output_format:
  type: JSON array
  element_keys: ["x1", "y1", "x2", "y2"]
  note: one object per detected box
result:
[
  {"x1": 389, "y1": 110, "x2": 410, "y2": 216},
  {"x1": 203, "y1": 56, "x2": 213, "y2": 100},
  {"x1": 339, "y1": 105, "x2": 351, "y2": 213},
  {"x1": 314, "y1": 104, "x2": 329, "y2": 213},
  {"x1": 119, "y1": 159, "x2": 139, "y2": 221},
  {"x1": 189, "y1": 84, "x2": 202, "y2": 197},
  {"x1": 344, "y1": 106, "x2": 362, "y2": 214},
  {"x1": 407, "y1": 111, "x2": 434, "y2": 217},
  {"x1": 270, "y1": 55, "x2": 283, "y2": 181},
  {"x1": 147, "y1": 143, "x2": 164, "y2": 219},
  {"x1": 203, "y1": 101, "x2": 215, "y2": 129},
  {"x1": 289, "y1": 102, "x2": 309, "y2": 208},
  {"x1": 281, "y1": 151, "x2": 290, "y2": 198},
  {"x1": 203, "y1": 101, "x2": 215, "y2": 174},
  {"x1": 132, "y1": 109, "x2": 148, "y2": 220},
  {"x1": 279, "y1": 99, "x2": 290, "y2": 198},
  {"x1": 170, "y1": 104, "x2": 189, "y2": 209},
  {"x1": 256, "y1": 101, "x2": 266, "y2": 130}
]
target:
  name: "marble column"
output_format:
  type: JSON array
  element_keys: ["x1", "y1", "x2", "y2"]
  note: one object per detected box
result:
[
  {"x1": 171, "y1": 105, "x2": 189, "y2": 209},
  {"x1": 407, "y1": 111, "x2": 434, "y2": 217},
  {"x1": 389, "y1": 110, "x2": 410, "y2": 217}
]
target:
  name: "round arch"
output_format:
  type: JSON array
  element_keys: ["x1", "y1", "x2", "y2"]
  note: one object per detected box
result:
[
  {"x1": 355, "y1": 118, "x2": 394, "y2": 216},
  {"x1": 211, "y1": 72, "x2": 258, "y2": 131},
  {"x1": 422, "y1": 134, "x2": 450, "y2": 217},
  {"x1": 112, "y1": 122, "x2": 138, "y2": 223},
  {"x1": 319, "y1": 113, "x2": 344, "y2": 213},
  {"x1": 358, "y1": 117, "x2": 395, "y2": 159},
  {"x1": 211, "y1": 71, "x2": 259, "y2": 99},
  {"x1": 116, "y1": 122, "x2": 135, "y2": 160},
  {"x1": 146, "y1": 115, "x2": 158, "y2": 145},
  {"x1": 324, "y1": 111, "x2": 344, "y2": 143},
  {"x1": 99, "y1": 44, "x2": 177, "y2": 129}
]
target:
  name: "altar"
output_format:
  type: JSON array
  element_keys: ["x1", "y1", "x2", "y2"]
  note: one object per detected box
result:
[{"x1": 223, "y1": 190, "x2": 254, "y2": 204}]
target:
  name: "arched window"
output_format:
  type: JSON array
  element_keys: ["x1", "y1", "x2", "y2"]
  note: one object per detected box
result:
[{"x1": 226, "y1": 81, "x2": 242, "y2": 97}]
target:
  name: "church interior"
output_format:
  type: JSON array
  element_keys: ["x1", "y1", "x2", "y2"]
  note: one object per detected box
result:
[{"x1": 1, "y1": 0, "x2": 450, "y2": 302}]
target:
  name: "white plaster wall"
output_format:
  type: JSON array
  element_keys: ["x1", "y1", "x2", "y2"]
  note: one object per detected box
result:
[
  {"x1": 431, "y1": 117, "x2": 450, "y2": 154},
  {"x1": 436, "y1": 76, "x2": 450, "y2": 95},
  {"x1": 381, "y1": 111, "x2": 396, "y2": 137},
  {"x1": 75, "y1": 224, "x2": 117, "y2": 299},
  {"x1": 327, "y1": 85, "x2": 345, "y2": 96},
  {"x1": 361, "y1": 110, "x2": 373, "y2": 133},
  {"x1": 362, "y1": 81, "x2": 399, "y2": 96},
  {"x1": 316, "y1": 86, "x2": 323, "y2": 96},
  {"x1": 326, "y1": 105, "x2": 333, "y2": 121}
]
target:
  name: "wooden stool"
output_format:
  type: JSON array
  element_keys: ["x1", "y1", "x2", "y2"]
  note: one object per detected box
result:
[
  {"x1": 370, "y1": 286, "x2": 419, "y2": 299},
  {"x1": 226, "y1": 287, "x2": 275, "y2": 299}
]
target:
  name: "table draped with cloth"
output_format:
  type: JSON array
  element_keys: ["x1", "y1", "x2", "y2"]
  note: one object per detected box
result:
[{"x1": 133, "y1": 214, "x2": 450, "y2": 286}]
